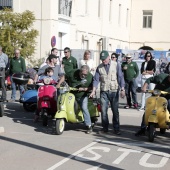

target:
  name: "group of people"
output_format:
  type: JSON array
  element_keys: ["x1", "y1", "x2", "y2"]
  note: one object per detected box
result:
[{"x1": 1, "y1": 46, "x2": 170, "y2": 136}]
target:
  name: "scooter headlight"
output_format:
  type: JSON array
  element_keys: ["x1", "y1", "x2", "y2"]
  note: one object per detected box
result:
[
  {"x1": 43, "y1": 77, "x2": 51, "y2": 85},
  {"x1": 153, "y1": 89, "x2": 161, "y2": 96}
]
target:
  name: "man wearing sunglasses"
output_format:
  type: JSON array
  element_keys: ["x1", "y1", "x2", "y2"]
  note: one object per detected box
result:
[
  {"x1": 121, "y1": 54, "x2": 139, "y2": 109},
  {"x1": 62, "y1": 47, "x2": 78, "y2": 79},
  {"x1": 67, "y1": 65, "x2": 93, "y2": 134}
]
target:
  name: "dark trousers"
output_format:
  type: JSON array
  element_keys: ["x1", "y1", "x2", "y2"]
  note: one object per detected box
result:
[
  {"x1": 100, "y1": 90, "x2": 119, "y2": 131},
  {"x1": 125, "y1": 79, "x2": 138, "y2": 106},
  {"x1": 0, "y1": 68, "x2": 6, "y2": 100}
]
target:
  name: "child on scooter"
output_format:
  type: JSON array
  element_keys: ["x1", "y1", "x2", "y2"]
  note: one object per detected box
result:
[{"x1": 38, "y1": 67, "x2": 57, "y2": 83}]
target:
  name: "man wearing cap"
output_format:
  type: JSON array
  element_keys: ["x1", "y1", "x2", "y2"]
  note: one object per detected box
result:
[
  {"x1": 34, "y1": 54, "x2": 64, "y2": 88},
  {"x1": 62, "y1": 47, "x2": 78, "y2": 79},
  {"x1": 121, "y1": 54, "x2": 139, "y2": 109},
  {"x1": 89, "y1": 50, "x2": 125, "y2": 135}
]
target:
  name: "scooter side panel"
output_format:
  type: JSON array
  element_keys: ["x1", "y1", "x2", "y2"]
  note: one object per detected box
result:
[
  {"x1": 20, "y1": 90, "x2": 37, "y2": 103},
  {"x1": 145, "y1": 96, "x2": 168, "y2": 128},
  {"x1": 55, "y1": 110, "x2": 68, "y2": 121}
]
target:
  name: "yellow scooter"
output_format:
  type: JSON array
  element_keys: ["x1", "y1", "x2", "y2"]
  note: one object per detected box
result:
[{"x1": 145, "y1": 89, "x2": 170, "y2": 142}]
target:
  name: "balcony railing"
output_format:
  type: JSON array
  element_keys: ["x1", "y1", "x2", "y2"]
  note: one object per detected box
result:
[{"x1": 0, "y1": 0, "x2": 12, "y2": 10}]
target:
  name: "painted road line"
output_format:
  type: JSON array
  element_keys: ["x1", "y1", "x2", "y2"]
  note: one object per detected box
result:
[
  {"x1": 97, "y1": 139, "x2": 170, "y2": 149},
  {"x1": 47, "y1": 142, "x2": 97, "y2": 170}
]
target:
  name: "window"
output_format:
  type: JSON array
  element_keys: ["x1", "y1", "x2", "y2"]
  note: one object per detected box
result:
[
  {"x1": 0, "y1": 0, "x2": 12, "y2": 10},
  {"x1": 58, "y1": 0, "x2": 72, "y2": 17},
  {"x1": 143, "y1": 10, "x2": 153, "y2": 28},
  {"x1": 118, "y1": 4, "x2": 121, "y2": 25}
]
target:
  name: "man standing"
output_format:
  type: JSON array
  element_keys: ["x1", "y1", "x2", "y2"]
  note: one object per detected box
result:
[
  {"x1": 90, "y1": 50, "x2": 125, "y2": 135},
  {"x1": 0, "y1": 46, "x2": 8, "y2": 102},
  {"x1": 51, "y1": 48, "x2": 60, "y2": 65},
  {"x1": 9, "y1": 49, "x2": 26, "y2": 102},
  {"x1": 67, "y1": 65, "x2": 93, "y2": 134},
  {"x1": 62, "y1": 47, "x2": 78, "y2": 79},
  {"x1": 121, "y1": 54, "x2": 139, "y2": 109}
]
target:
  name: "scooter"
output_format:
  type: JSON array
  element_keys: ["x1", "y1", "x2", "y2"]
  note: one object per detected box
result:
[
  {"x1": 36, "y1": 77, "x2": 58, "y2": 126},
  {"x1": 145, "y1": 89, "x2": 170, "y2": 142},
  {"x1": 53, "y1": 81, "x2": 101, "y2": 135},
  {"x1": 20, "y1": 84, "x2": 38, "y2": 112}
]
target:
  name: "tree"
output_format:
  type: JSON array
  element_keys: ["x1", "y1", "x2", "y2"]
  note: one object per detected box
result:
[{"x1": 0, "y1": 8, "x2": 38, "y2": 59}]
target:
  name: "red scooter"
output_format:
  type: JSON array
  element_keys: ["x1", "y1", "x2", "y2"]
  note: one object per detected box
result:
[{"x1": 35, "y1": 77, "x2": 57, "y2": 126}]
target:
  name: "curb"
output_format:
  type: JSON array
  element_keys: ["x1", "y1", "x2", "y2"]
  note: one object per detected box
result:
[{"x1": 0, "y1": 127, "x2": 5, "y2": 133}]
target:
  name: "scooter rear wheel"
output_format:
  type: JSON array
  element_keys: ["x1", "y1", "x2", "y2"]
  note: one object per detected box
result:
[
  {"x1": 56, "y1": 119, "x2": 65, "y2": 135},
  {"x1": 148, "y1": 123, "x2": 156, "y2": 142},
  {"x1": 0, "y1": 102, "x2": 4, "y2": 117},
  {"x1": 23, "y1": 103, "x2": 37, "y2": 112}
]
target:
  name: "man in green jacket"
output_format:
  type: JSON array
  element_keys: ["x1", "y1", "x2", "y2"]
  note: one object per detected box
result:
[
  {"x1": 122, "y1": 54, "x2": 139, "y2": 109},
  {"x1": 67, "y1": 65, "x2": 93, "y2": 134},
  {"x1": 9, "y1": 49, "x2": 26, "y2": 102},
  {"x1": 62, "y1": 47, "x2": 78, "y2": 80}
]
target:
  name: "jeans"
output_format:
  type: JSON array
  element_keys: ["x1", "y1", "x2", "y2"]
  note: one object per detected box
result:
[
  {"x1": 10, "y1": 76, "x2": 25, "y2": 100},
  {"x1": 0, "y1": 68, "x2": 6, "y2": 100},
  {"x1": 125, "y1": 79, "x2": 138, "y2": 106},
  {"x1": 76, "y1": 96, "x2": 91, "y2": 127},
  {"x1": 100, "y1": 91, "x2": 119, "y2": 131},
  {"x1": 140, "y1": 78, "x2": 155, "y2": 108}
]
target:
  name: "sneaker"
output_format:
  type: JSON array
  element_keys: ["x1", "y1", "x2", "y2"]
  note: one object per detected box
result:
[
  {"x1": 114, "y1": 130, "x2": 121, "y2": 135},
  {"x1": 138, "y1": 107, "x2": 145, "y2": 111},
  {"x1": 133, "y1": 103, "x2": 138, "y2": 109},
  {"x1": 8, "y1": 99, "x2": 15, "y2": 102},
  {"x1": 135, "y1": 128, "x2": 146, "y2": 136},
  {"x1": 124, "y1": 105, "x2": 131, "y2": 109},
  {"x1": 86, "y1": 126, "x2": 93, "y2": 134}
]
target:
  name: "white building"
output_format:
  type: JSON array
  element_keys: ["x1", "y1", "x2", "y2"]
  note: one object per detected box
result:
[{"x1": 0, "y1": 0, "x2": 170, "y2": 65}]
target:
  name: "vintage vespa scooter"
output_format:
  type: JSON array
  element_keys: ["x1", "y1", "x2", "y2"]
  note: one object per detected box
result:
[
  {"x1": 35, "y1": 77, "x2": 58, "y2": 126},
  {"x1": 145, "y1": 89, "x2": 170, "y2": 142},
  {"x1": 53, "y1": 80, "x2": 101, "y2": 135}
]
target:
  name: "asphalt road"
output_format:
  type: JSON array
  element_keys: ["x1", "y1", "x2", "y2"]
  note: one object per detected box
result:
[{"x1": 0, "y1": 91, "x2": 170, "y2": 170}]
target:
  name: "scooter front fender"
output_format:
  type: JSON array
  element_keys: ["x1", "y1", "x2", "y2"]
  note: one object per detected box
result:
[
  {"x1": 54, "y1": 110, "x2": 68, "y2": 122},
  {"x1": 148, "y1": 115, "x2": 158, "y2": 124}
]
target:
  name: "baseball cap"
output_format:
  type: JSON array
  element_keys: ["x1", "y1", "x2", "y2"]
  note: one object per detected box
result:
[{"x1": 100, "y1": 50, "x2": 109, "y2": 60}]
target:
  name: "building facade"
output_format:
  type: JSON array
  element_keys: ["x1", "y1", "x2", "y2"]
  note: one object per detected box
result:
[{"x1": 0, "y1": 0, "x2": 170, "y2": 65}]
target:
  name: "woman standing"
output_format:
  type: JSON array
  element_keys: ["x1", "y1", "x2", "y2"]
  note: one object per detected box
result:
[
  {"x1": 138, "y1": 51, "x2": 156, "y2": 111},
  {"x1": 79, "y1": 50, "x2": 95, "y2": 75}
]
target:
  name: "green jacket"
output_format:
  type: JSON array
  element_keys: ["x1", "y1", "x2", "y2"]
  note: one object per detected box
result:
[
  {"x1": 10, "y1": 57, "x2": 26, "y2": 74},
  {"x1": 145, "y1": 73, "x2": 170, "y2": 92},
  {"x1": 121, "y1": 61, "x2": 139, "y2": 81},
  {"x1": 67, "y1": 69, "x2": 93, "y2": 98},
  {"x1": 62, "y1": 56, "x2": 78, "y2": 76}
]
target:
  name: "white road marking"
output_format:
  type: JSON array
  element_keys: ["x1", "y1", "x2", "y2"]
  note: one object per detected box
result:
[
  {"x1": 139, "y1": 151, "x2": 170, "y2": 168},
  {"x1": 86, "y1": 164, "x2": 102, "y2": 170},
  {"x1": 47, "y1": 142, "x2": 97, "y2": 170},
  {"x1": 75, "y1": 146, "x2": 110, "y2": 161},
  {"x1": 113, "y1": 148, "x2": 141, "y2": 164}
]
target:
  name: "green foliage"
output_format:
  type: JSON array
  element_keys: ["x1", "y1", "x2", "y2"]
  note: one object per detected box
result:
[{"x1": 0, "y1": 8, "x2": 38, "y2": 58}]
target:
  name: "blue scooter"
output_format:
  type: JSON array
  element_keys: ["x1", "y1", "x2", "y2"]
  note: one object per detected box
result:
[{"x1": 20, "y1": 84, "x2": 38, "y2": 112}]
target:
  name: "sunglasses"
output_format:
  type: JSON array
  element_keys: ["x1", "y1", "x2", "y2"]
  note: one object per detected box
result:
[
  {"x1": 147, "y1": 55, "x2": 151, "y2": 57},
  {"x1": 126, "y1": 57, "x2": 131, "y2": 59},
  {"x1": 111, "y1": 56, "x2": 115, "y2": 58},
  {"x1": 64, "y1": 51, "x2": 69, "y2": 53}
]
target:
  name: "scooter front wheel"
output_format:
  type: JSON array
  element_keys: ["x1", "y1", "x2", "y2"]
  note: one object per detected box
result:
[
  {"x1": 56, "y1": 119, "x2": 65, "y2": 135},
  {"x1": 148, "y1": 123, "x2": 156, "y2": 142}
]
